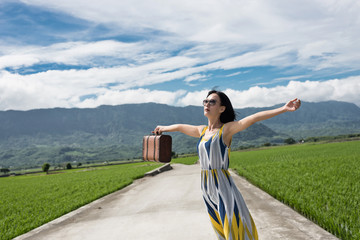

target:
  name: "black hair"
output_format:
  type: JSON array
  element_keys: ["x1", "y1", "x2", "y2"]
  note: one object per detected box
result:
[{"x1": 207, "y1": 90, "x2": 236, "y2": 123}]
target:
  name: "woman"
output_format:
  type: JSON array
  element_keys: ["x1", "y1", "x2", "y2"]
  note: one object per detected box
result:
[{"x1": 153, "y1": 90, "x2": 301, "y2": 240}]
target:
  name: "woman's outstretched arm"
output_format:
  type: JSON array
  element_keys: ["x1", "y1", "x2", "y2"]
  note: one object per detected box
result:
[
  {"x1": 153, "y1": 124, "x2": 206, "y2": 138},
  {"x1": 223, "y1": 98, "x2": 301, "y2": 143}
]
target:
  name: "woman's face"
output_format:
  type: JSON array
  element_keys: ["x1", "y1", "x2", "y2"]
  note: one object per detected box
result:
[{"x1": 203, "y1": 93, "x2": 225, "y2": 118}]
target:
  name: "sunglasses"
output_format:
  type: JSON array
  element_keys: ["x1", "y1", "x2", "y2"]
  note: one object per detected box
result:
[{"x1": 203, "y1": 99, "x2": 217, "y2": 106}]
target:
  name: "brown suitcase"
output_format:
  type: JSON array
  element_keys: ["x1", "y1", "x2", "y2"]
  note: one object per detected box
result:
[{"x1": 142, "y1": 134, "x2": 172, "y2": 162}]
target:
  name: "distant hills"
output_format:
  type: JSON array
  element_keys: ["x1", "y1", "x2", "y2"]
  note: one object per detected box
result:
[{"x1": 0, "y1": 101, "x2": 359, "y2": 168}]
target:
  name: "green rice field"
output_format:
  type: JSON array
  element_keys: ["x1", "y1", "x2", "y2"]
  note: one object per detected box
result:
[
  {"x1": 229, "y1": 140, "x2": 360, "y2": 240},
  {"x1": 0, "y1": 162, "x2": 162, "y2": 240}
]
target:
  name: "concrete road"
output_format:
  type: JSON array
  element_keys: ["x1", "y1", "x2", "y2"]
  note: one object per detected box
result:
[{"x1": 15, "y1": 163, "x2": 338, "y2": 240}]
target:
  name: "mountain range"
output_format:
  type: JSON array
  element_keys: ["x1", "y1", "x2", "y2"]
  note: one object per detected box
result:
[{"x1": 1, "y1": 101, "x2": 359, "y2": 168}]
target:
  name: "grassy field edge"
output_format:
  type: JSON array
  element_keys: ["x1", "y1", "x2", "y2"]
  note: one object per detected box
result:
[
  {"x1": 229, "y1": 141, "x2": 360, "y2": 240},
  {"x1": 0, "y1": 162, "x2": 163, "y2": 240}
]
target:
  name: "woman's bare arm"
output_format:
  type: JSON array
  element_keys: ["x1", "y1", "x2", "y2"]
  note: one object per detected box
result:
[
  {"x1": 153, "y1": 124, "x2": 206, "y2": 138},
  {"x1": 223, "y1": 98, "x2": 301, "y2": 145}
]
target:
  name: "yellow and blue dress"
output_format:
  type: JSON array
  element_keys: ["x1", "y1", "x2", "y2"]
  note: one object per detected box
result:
[{"x1": 198, "y1": 125, "x2": 258, "y2": 240}]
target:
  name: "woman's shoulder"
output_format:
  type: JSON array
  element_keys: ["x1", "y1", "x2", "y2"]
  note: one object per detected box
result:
[
  {"x1": 221, "y1": 121, "x2": 238, "y2": 146},
  {"x1": 223, "y1": 121, "x2": 237, "y2": 130},
  {"x1": 199, "y1": 124, "x2": 207, "y2": 129},
  {"x1": 198, "y1": 125, "x2": 207, "y2": 133}
]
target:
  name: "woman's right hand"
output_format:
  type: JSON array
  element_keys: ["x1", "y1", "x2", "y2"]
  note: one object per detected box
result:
[{"x1": 152, "y1": 125, "x2": 165, "y2": 135}]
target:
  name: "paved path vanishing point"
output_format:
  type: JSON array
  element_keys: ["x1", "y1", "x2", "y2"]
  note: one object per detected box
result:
[{"x1": 15, "y1": 163, "x2": 338, "y2": 240}]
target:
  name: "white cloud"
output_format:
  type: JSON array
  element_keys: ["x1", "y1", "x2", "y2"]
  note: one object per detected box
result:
[
  {"x1": 204, "y1": 46, "x2": 295, "y2": 70},
  {"x1": 1, "y1": 69, "x2": 359, "y2": 110},
  {"x1": 0, "y1": 55, "x2": 199, "y2": 110},
  {"x1": 256, "y1": 75, "x2": 309, "y2": 86},
  {"x1": 184, "y1": 74, "x2": 208, "y2": 86},
  {"x1": 0, "y1": 45, "x2": 295, "y2": 110},
  {"x1": 156, "y1": 76, "x2": 360, "y2": 109},
  {"x1": 222, "y1": 76, "x2": 360, "y2": 108},
  {"x1": 0, "y1": 66, "x2": 189, "y2": 110},
  {"x1": 0, "y1": 71, "x2": 71, "y2": 110},
  {"x1": 4, "y1": 1, "x2": 360, "y2": 73},
  {"x1": 1, "y1": 0, "x2": 360, "y2": 110},
  {"x1": 226, "y1": 71, "x2": 251, "y2": 77},
  {"x1": 0, "y1": 52, "x2": 200, "y2": 90},
  {"x1": 184, "y1": 74, "x2": 207, "y2": 83},
  {"x1": 0, "y1": 40, "x2": 149, "y2": 69},
  {"x1": 18, "y1": 0, "x2": 360, "y2": 70},
  {"x1": 177, "y1": 90, "x2": 210, "y2": 107}
]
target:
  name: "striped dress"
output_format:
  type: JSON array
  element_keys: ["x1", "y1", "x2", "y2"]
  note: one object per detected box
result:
[{"x1": 197, "y1": 125, "x2": 258, "y2": 240}]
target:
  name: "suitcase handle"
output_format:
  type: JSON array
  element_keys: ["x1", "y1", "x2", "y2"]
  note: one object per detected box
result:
[{"x1": 151, "y1": 131, "x2": 162, "y2": 135}]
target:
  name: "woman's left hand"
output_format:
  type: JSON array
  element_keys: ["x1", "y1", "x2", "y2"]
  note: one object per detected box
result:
[{"x1": 284, "y1": 98, "x2": 301, "y2": 112}]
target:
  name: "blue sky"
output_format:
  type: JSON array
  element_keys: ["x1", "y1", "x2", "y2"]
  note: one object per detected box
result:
[{"x1": 1, "y1": 0, "x2": 360, "y2": 110}]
